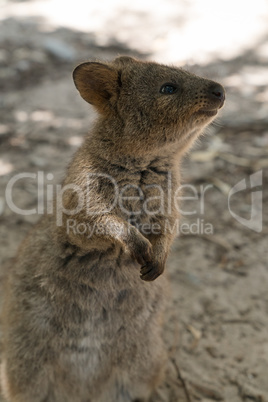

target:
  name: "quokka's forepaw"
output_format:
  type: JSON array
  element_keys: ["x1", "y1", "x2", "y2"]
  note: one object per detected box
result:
[
  {"x1": 140, "y1": 261, "x2": 165, "y2": 282},
  {"x1": 127, "y1": 227, "x2": 153, "y2": 266},
  {"x1": 130, "y1": 238, "x2": 153, "y2": 266}
]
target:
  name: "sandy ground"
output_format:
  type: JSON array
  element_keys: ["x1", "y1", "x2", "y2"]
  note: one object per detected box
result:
[{"x1": 0, "y1": 2, "x2": 268, "y2": 401}]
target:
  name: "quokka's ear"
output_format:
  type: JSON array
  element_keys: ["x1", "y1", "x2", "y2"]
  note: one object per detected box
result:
[{"x1": 73, "y1": 62, "x2": 119, "y2": 114}]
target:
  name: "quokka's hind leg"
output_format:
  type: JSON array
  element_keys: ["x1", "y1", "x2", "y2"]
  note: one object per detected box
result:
[
  {"x1": 0, "y1": 360, "x2": 53, "y2": 402},
  {"x1": 123, "y1": 362, "x2": 166, "y2": 402}
]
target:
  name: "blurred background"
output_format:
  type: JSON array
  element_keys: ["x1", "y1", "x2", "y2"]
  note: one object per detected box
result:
[{"x1": 0, "y1": 1, "x2": 268, "y2": 401}]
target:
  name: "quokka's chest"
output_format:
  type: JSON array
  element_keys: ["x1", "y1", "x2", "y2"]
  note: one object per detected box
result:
[{"x1": 112, "y1": 169, "x2": 178, "y2": 220}]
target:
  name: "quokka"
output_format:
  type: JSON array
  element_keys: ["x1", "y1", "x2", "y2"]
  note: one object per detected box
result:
[{"x1": 1, "y1": 56, "x2": 225, "y2": 402}]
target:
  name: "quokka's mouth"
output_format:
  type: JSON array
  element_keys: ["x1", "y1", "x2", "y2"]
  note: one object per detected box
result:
[
  {"x1": 197, "y1": 95, "x2": 225, "y2": 117},
  {"x1": 197, "y1": 109, "x2": 218, "y2": 117}
]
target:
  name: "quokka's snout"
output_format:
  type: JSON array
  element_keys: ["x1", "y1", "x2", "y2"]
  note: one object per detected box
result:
[{"x1": 196, "y1": 81, "x2": 225, "y2": 112}]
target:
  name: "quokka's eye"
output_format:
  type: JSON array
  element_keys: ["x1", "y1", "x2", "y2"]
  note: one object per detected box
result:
[{"x1": 160, "y1": 83, "x2": 178, "y2": 94}]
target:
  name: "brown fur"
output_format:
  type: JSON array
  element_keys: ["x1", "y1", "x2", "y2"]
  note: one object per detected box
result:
[{"x1": 1, "y1": 56, "x2": 224, "y2": 402}]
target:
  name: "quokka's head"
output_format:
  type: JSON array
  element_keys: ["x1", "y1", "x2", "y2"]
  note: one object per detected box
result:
[{"x1": 73, "y1": 56, "x2": 225, "y2": 149}]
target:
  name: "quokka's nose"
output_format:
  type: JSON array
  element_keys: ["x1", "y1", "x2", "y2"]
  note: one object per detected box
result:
[{"x1": 209, "y1": 83, "x2": 225, "y2": 107}]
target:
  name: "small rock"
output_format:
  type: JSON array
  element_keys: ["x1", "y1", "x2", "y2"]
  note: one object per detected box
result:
[
  {"x1": 234, "y1": 354, "x2": 244, "y2": 362},
  {"x1": 0, "y1": 49, "x2": 8, "y2": 65},
  {"x1": 206, "y1": 346, "x2": 220, "y2": 359},
  {"x1": 253, "y1": 133, "x2": 268, "y2": 147},
  {"x1": 13, "y1": 48, "x2": 30, "y2": 61},
  {"x1": 0, "y1": 68, "x2": 16, "y2": 80},
  {"x1": 190, "y1": 379, "x2": 224, "y2": 400},
  {"x1": 29, "y1": 155, "x2": 47, "y2": 168},
  {"x1": 0, "y1": 124, "x2": 10, "y2": 140},
  {"x1": 239, "y1": 383, "x2": 267, "y2": 402},
  {"x1": 43, "y1": 38, "x2": 76, "y2": 62},
  {"x1": 31, "y1": 50, "x2": 47, "y2": 64},
  {"x1": 16, "y1": 59, "x2": 31, "y2": 72}
]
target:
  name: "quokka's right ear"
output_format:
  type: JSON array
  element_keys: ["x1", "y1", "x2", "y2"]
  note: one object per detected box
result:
[{"x1": 73, "y1": 62, "x2": 119, "y2": 114}]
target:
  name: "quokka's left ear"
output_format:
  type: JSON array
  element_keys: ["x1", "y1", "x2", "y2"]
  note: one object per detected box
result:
[{"x1": 73, "y1": 62, "x2": 119, "y2": 114}]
